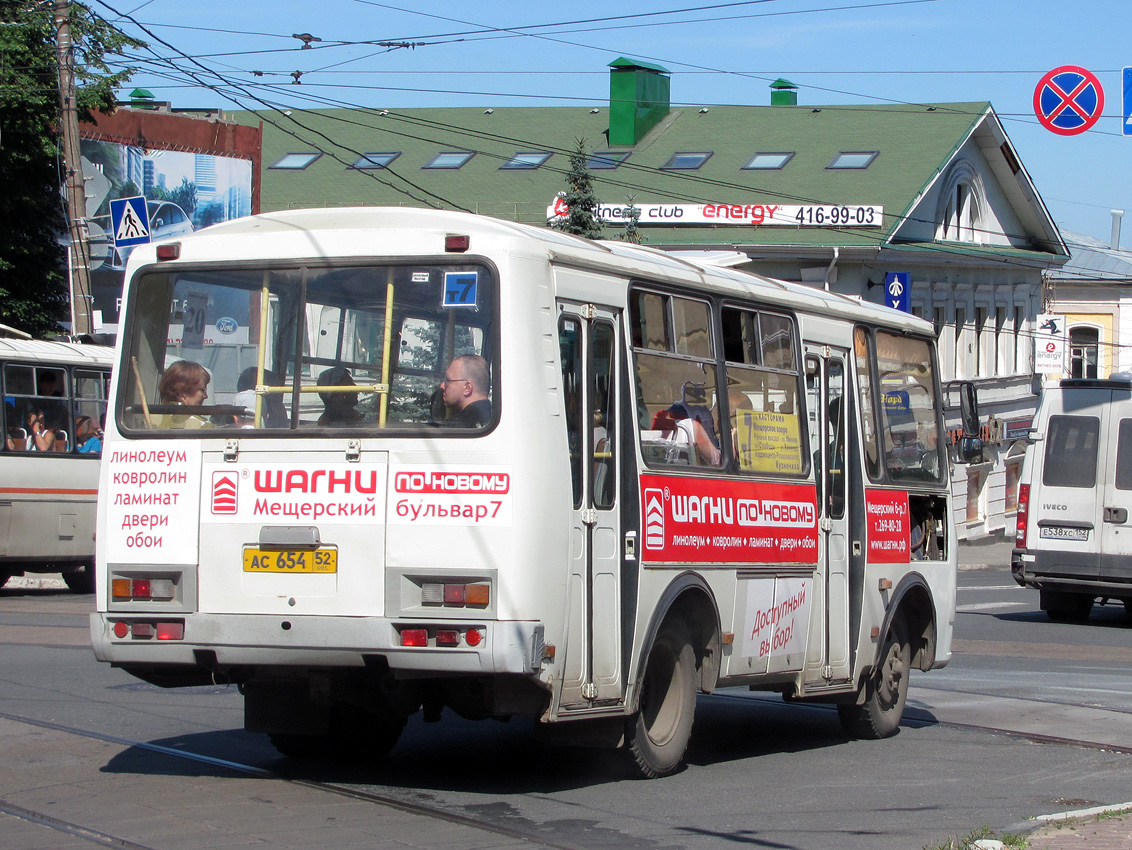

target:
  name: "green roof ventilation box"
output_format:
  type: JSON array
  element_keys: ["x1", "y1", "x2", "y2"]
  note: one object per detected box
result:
[
  {"x1": 608, "y1": 57, "x2": 671, "y2": 146},
  {"x1": 770, "y1": 78, "x2": 798, "y2": 106}
]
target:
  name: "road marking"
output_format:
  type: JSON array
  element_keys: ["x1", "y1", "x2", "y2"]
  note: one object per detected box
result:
[{"x1": 956, "y1": 601, "x2": 1030, "y2": 612}]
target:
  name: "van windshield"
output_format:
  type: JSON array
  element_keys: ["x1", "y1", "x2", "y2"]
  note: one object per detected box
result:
[{"x1": 119, "y1": 262, "x2": 495, "y2": 434}]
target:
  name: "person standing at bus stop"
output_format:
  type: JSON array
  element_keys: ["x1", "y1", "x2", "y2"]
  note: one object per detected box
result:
[{"x1": 440, "y1": 355, "x2": 491, "y2": 427}]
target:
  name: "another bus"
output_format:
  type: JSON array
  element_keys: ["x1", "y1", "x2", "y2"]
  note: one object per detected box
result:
[
  {"x1": 92, "y1": 208, "x2": 972, "y2": 776},
  {"x1": 1, "y1": 334, "x2": 113, "y2": 592}
]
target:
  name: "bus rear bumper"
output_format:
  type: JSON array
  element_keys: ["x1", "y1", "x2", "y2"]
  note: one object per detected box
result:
[{"x1": 90, "y1": 612, "x2": 545, "y2": 678}]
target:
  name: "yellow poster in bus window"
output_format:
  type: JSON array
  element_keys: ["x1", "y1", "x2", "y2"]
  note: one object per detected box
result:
[{"x1": 737, "y1": 410, "x2": 803, "y2": 474}]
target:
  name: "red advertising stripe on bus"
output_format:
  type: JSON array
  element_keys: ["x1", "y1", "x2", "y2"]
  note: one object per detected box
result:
[
  {"x1": 865, "y1": 488, "x2": 910, "y2": 564},
  {"x1": 640, "y1": 474, "x2": 818, "y2": 565}
]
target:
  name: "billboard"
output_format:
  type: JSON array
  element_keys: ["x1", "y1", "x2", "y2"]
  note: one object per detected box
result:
[{"x1": 82, "y1": 139, "x2": 254, "y2": 334}]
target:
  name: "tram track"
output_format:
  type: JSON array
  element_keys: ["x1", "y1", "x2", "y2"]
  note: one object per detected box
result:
[
  {"x1": 0, "y1": 710, "x2": 591, "y2": 850},
  {"x1": 5, "y1": 682, "x2": 1132, "y2": 850}
]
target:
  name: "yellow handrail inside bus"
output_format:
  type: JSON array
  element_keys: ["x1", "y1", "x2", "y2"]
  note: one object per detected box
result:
[{"x1": 378, "y1": 267, "x2": 395, "y2": 428}]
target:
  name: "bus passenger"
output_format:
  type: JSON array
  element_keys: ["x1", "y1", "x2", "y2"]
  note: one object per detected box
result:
[
  {"x1": 440, "y1": 355, "x2": 491, "y2": 427},
  {"x1": 26, "y1": 408, "x2": 56, "y2": 451},
  {"x1": 236, "y1": 367, "x2": 289, "y2": 427},
  {"x1": 317, "y1": 367, "x2": 364, "y2": 427},
  {"x1": 76, "y1": 416, "x2": 103, "y2": 454},
  {"x1": 155, "y1": 360, "x2": 212, "y2": 429}
]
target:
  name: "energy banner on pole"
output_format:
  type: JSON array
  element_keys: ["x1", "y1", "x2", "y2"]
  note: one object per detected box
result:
[{"x1": 1035, "y1": 314, "x2": 1066, "y2": 374}]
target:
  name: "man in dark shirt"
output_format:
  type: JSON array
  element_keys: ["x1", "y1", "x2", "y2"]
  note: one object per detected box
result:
[{"x1": 440, "y1": 355, "x2": 491, "y2": 427}]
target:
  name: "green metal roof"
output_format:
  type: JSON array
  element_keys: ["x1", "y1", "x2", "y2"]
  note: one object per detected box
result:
[{"x1": 234, "y1": 100, "x2": 1059, "y2": 256}]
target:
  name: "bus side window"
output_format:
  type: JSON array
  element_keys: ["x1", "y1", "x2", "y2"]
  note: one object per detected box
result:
[{"x1": 631, "y1": 290, "x2": 721, "y2": 468}]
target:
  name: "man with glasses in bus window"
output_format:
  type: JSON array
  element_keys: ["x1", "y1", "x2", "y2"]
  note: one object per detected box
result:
[{"x1": 440, "y1": 355, "x2": 491, "y2": 427}]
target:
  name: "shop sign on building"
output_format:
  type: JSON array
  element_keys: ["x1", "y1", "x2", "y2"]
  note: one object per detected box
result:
[{"x1": 1034, "y1": 313, "x2": 1066, "y2": 373}]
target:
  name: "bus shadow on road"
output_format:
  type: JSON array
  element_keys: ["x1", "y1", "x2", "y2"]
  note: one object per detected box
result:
[{"x1": 98, "y1": 690, "x2": 928, "y2": 793}]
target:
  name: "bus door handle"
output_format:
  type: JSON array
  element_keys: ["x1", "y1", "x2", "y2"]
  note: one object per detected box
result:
[{"x1": 1104, "y1": 507, "x2": 1128, "y2": 524}]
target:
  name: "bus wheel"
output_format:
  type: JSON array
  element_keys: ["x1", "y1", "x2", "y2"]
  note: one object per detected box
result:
[
  {"x1": 63, "y1": 564, "x2": 95, "y2": 594},
  {"x1": 838, "y1": 619, "x2": 910, "y2": 740},
  {"x1": 627, "y1": 617, "x2": 697, "y2": 778}
]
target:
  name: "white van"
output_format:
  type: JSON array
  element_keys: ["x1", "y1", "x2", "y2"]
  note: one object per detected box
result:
[{"x1": 1011, "y1": 375, "x2": 1132, "y2": 620}]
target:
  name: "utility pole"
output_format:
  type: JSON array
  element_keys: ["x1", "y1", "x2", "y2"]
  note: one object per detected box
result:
[{"x1": 54, "y1": 0, "x2": 93, "y2": 336}]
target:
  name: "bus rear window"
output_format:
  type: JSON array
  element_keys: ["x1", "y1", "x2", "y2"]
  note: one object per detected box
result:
[
  {"x1": 1043, "y1": 415, "x2": 1099, "y2": 488},
  {"x1": 119, "y1": 263, "x2": 495, "y2": 434}
]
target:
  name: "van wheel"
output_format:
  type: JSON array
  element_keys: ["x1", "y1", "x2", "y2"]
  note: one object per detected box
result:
[
  {"x1": 627, "y1": 617, "x2": 697, "y2": 778},
  {"x1": 838, "y1": 619, "x2": 910, "y2": 740},
  {"x1": 63, "y1": 564, "x2": 95, "y2": 594},
  {"x1": 1041, "y1": 590, "x2": 1093, "y2": 622}
]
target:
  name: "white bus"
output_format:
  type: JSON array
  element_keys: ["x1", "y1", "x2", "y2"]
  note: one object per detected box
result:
[
  {"x1": 91, "y1": 208, "x2": 977, "y2": 777},
  {"x1": 1, "y1": 334, "x2": 113, "y2": 593}
]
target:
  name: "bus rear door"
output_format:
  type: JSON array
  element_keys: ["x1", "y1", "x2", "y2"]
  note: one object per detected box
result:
[{"x1": 558, "y1": 304, "x2": 623, "y2": 707}]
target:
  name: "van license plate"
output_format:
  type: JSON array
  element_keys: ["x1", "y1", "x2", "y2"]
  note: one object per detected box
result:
[
  {"x1": 1039, "y1": 526, "x2": 1089, "y2": 541},
  {"x1": 243, "y1": 548, "x2": 337, "y2": 573}
]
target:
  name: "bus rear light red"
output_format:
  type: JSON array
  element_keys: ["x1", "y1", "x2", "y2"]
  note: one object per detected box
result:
[
  {"x1": 435, "y1": 629, "x2": 460, "y2": 647},
  {"x1": 112, "y1": 621, "x2": 129, "y2": 639},
  {"x1": 1016, "y1": 484, "x2": 1030, "y2": 547},
  {"x1": 401, "y1": 628, "x2": 428, "y2": 647},
  {"x1": 111, "y1": 576, "x2": 176, "y2": 601},
  {"x1": 465, "y1": 628, "x2": 483, "y2": 647},
  {"x1": 156, "y1": 622, "x2": 184, "y2": 641}
]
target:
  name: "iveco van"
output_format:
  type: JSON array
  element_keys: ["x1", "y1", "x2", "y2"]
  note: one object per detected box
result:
[{"x1": 1011, "y1": 375, "x2": 1132, "y2": 620}]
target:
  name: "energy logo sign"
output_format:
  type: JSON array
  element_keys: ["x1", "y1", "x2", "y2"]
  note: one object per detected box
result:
[
  {"x1": 1034, "y1": 66, "x2": 1105, "y2": 136},
  {"x1": 211, "y1": 471, "x2": 238, "y2": 514}
]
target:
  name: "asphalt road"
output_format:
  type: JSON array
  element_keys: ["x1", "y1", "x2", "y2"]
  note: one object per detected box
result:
[{"x1": 2, "y1": 550, "x2": 1131, "y2": 850}]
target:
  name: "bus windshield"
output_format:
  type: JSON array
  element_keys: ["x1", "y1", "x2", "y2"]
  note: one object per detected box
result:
[
  {"x1": 872, "y1": 331, "x2": 943, "y2": 483},
  {"x1": 119, "y1": 262, "x2": 495, "y2": 434}
]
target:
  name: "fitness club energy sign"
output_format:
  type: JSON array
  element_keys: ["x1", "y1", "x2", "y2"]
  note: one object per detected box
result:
[
  {"x1": 640, "y1": 475, "x2": 818, "y2": 564},
  {"x1": 548, "y1": 196, "x2": 884, "y2": 227}
]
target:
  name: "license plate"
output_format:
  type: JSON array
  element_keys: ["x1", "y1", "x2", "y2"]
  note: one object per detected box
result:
[
  {"x1": 243, "y1": 548, "x2": 337, "y2": 573},
  {"x1": 1038, "y1": 526, "x2": 1090, "y2": 541}
]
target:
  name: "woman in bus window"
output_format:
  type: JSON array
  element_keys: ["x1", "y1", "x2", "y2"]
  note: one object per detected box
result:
[
  {"x1": 76, "y1": 416, "x2": 103, "y2": 454},
  {"x1": 26, "y1": 408, "x2": 57, "y2": 451},
  {"x1": 155, "y1": 360, "x2": 212, "y2": 429}
]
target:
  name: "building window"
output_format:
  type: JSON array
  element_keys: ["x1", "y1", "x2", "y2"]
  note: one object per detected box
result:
[
  {"x1": 995, "y1": 305, "x2": 1008, "y2": 376},
  {"x1": 1013, "y1": 304, "x2": 1025, "y2": 372},
  {"x1": 349, "y1": 152, "x2": 400, "y2": 170},
  {"x1": 661, "y1": 152, "x2": 712, "y2": 170},
  {"x1": 1069, "y1": 326, "x2": 1100, "y2": 379},
  {"x1": 500, "y1": 151, "x2": 552, "y2": 170},
  {"x1": 743, "y1": 152, "x2": 794, "y2": 170},
  {"x1": 1005, "y1": 440, "x2": 1026, "y2": 512},
  {"x1": 269, "y1": 152, "x2": 321, "y2": 170},
  {"x1": 954, "y1": 306, "x2": 967, "y2": 380},
  {"x1": 936, "y1": 160, "x2": 987, "y2": 243},
  {"x1": 827, "y1": 151, "x2": 878, "y2": 169},
  {"x1": 587, "y1": 151, "x2": 630, "y2": 170},
  {"x1": 975, "y1": 305, "x2": 988, "y2": 377},
  {"x1": 966, "y1": 466, "x2": 987, "y2": 523},
  {"x1": 423, "y1": 152, "x2": 475, "y2": 170}
]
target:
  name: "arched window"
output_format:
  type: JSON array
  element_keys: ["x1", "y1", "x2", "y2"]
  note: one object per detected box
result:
[
  {"x1": 1069, "y1": 326, "x2": 1099, "y2": 379},
  {"x1": 936, "y1": 161, "x2": 986, "y2": 244}
]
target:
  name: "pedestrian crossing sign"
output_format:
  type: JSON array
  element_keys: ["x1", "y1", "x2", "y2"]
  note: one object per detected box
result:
[{"x1": 109, "y1": 196, "x2": 151, "y2": 248}]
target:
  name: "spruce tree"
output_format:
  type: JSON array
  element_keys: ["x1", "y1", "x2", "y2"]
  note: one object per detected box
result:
[
  {"x1": 551, "y1": 138, "x2": 602, "y2": 240},
  {"x1": 618, "y1": 196, "x2": 643, "y2": 244}
]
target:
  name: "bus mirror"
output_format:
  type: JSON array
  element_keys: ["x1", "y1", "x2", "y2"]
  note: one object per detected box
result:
[
  {"x1": 952, "y1": 435, "x2": 984, "y2": 465},
  {"x1": 959, "y1": 381, "x2": 980, "y2": 437}
]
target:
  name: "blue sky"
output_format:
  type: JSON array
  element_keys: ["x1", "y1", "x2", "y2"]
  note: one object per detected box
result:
[{"x1": 95, "y1": 0, "x2": 1131, "y2": 246}]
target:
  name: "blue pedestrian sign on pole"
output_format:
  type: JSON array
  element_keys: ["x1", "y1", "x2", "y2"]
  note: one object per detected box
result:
[
  {"x1": 885, "y1": 272, "x2": 910, "y2": 313},
  {"x1": 109, "y1": 196, "x2": 151, "y2": 248},
  {"x1": 1124, "y1": 67, "x2": 1132, "y2": 136}
]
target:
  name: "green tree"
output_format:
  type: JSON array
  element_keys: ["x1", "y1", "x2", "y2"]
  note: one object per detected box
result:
[
  {"x1": 0, "y1": 2, "x2": 141, "y2": 335},
  {"x1": 617, "y1": 195, "x2": 644, "y2": 244},
  {"x1": 551, "y1": 137, "x2": 602, "y2": 240}
]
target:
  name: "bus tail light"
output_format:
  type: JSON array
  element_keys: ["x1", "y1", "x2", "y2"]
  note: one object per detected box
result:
[
  {"x1": 109, "y1": 619, "x2": 184, "y2": 640},
  {"x1": 421, "y1": 581, "x2": 490, "y2": 608},
  {"x1": 445, "y1": 234, "x2": 469, "y2": 253},
  {"x1": 1016, "y1": 484, "x2": 1030, "y2": 548},
  {"x1": 111, "y1": 576, "x2": 176, "y2": 601},
  {"x1": 398, "y1": 626, "x2": 484, "y2": 648}
]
